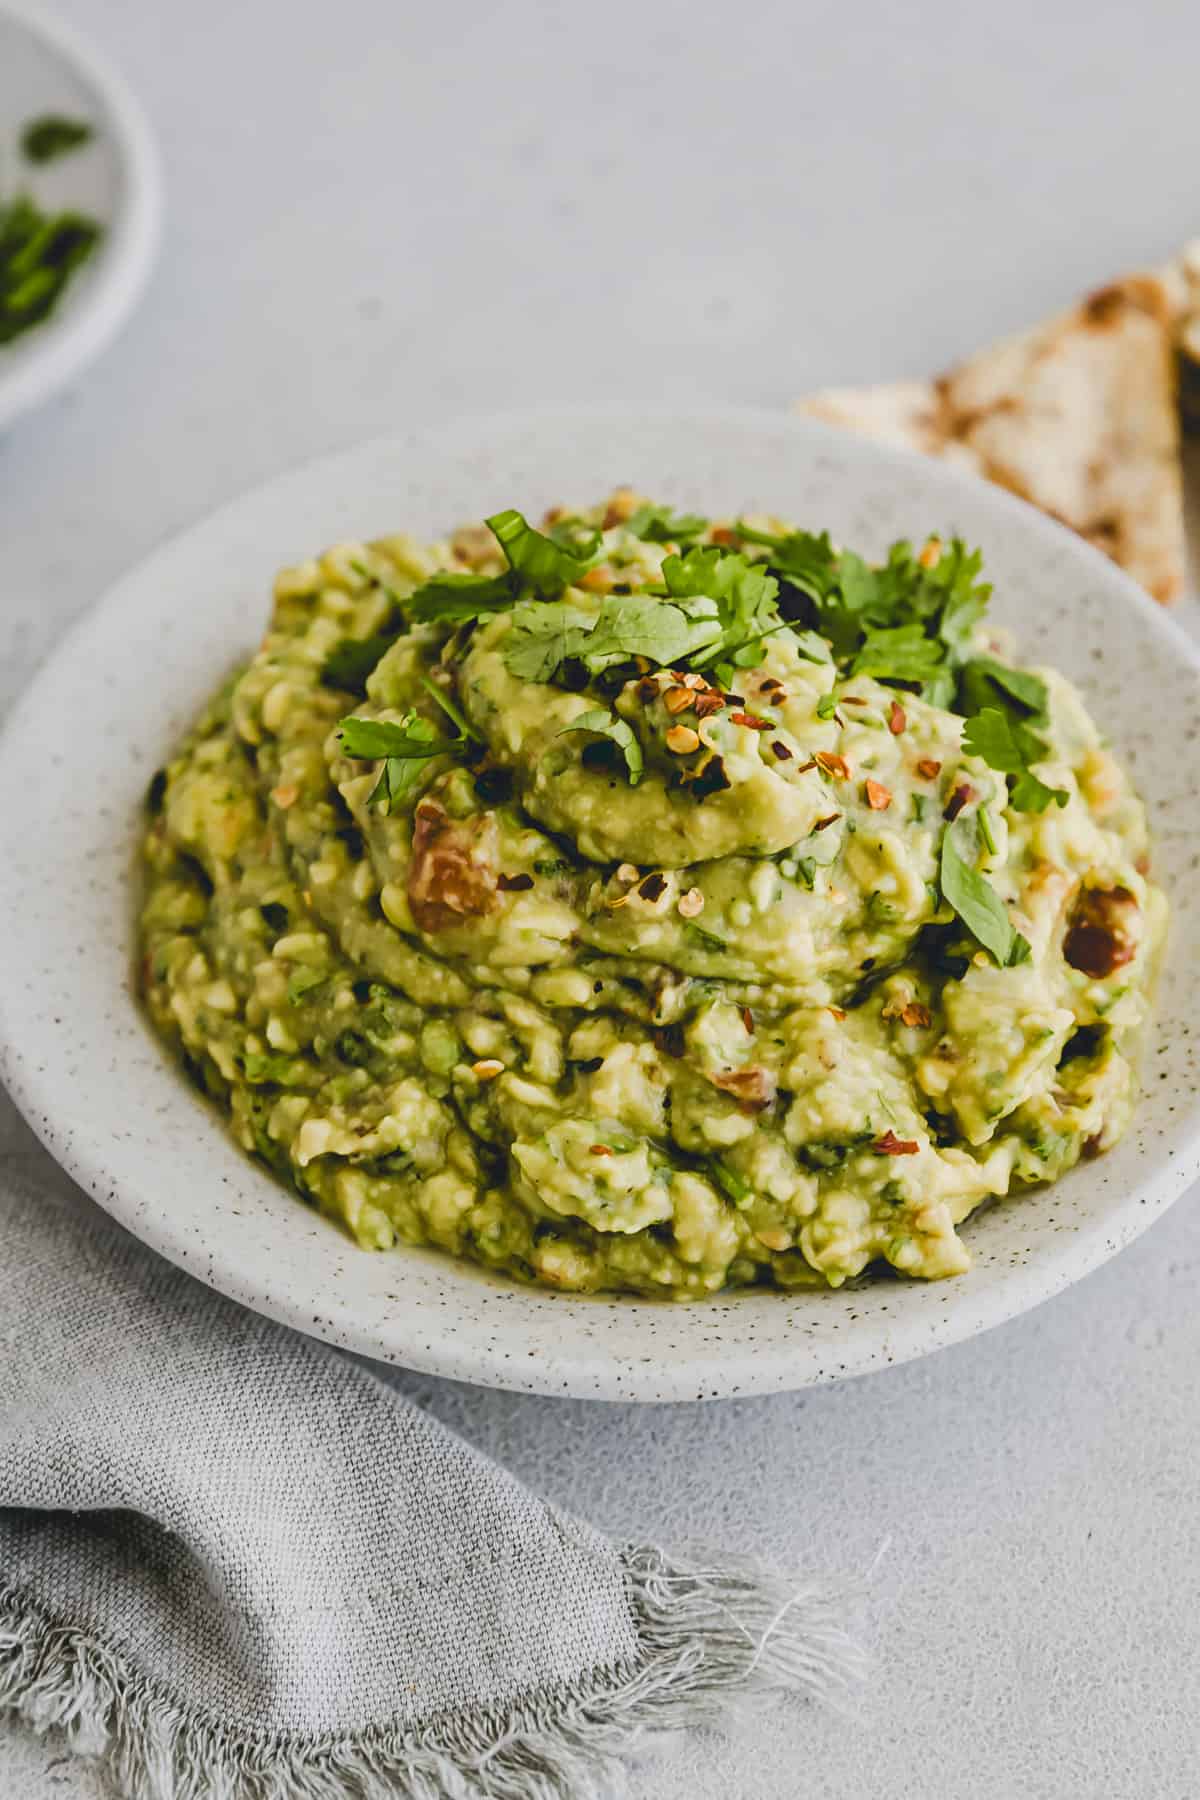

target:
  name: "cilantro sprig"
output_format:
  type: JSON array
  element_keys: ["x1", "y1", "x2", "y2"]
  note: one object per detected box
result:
[
  {"x1": 957, "y1": 657, "x2": 1067, "y2": 813},
  {"x1": 337, "y1": 712, "x2": 467, "y2": 813}
]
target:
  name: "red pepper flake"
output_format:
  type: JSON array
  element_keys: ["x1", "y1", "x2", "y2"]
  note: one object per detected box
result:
[
  {"x1": 693, "y1": 691, "x2": 726, "y2": 719},
  {"x1": 888, "y1": 700, "x2": 907, "y2": 735},
  {"x1": 741, "y1": 1006, "x2": 755, "y2": 1034},
  {"x1": 873, "y1": 1130, "x2": 920, "y2": 1156},
  {"x1": 636, "y1": 676, "x2": 660, "y2": 705},
  {"x1": 731, "y1": 711, "x2": 772, "y2": 731},
  {"x1": 916, "y1": 758, "x2": 942, "y2": 780},
  {"x1": 943, "y1": 783, "x2": 975, "y2": 822},
  {"x1": 827, "y1": 1005, "x2": 847, "y2": 1021},
  {"x1": 590, "y1": 1144, "x2": 614, "y2": 1157},
  {"x1": 815, "y1": 752, "x2": 851, "y2": 779},
  {"x1": 864, "y1": 779, "x2": 892, "y2": 811},
  {"x1": 711, "y1": 525, "x2": 740, "y2": 546},
  {"x1": 900, "y1": 1002, "x2": 932, "y2": 1028},
  {"x1": 794, "y1": 757, "x2": 817, "y2": 773},
  {"x1": 813, "y1": 812, "x2": 841, "y2": 832},
  {"x1": 724, "y1": 693, "x2": 745, "y2": 706},
  {"x1": 637, "y1": 871, "x2": 668, "y2": 902},
  {"x1": 498, "y1": 872, "x2": 534, "y2": 891},
  {"x1": 770, "y1": 740, "x2": 793, "y2": 761},
  {"x1": 841, "y1": 695, "x2": 868, "y2": 706}
]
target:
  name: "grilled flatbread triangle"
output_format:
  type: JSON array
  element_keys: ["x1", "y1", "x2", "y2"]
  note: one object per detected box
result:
[{"x1": 797, "y1": 273, "x2": 1184, "y2": 603}]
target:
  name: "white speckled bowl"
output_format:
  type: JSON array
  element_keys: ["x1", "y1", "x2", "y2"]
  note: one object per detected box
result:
[{"x1": 1, "y1": 410, "x2": 1197, "y2": 1401}]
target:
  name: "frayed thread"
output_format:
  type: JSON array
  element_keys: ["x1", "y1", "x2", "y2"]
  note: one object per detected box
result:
[{"x1": 0, "y1": 1548, "x2": 865, "y2": 1799}]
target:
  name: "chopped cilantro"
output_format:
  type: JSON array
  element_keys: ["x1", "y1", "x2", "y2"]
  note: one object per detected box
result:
[
  {"x1": 487, "y1": 507, "x2": 595, "y2": 597},
  {"x1": 962, "y1": 707, "x2": 1067, "y2": 813},
  {"x1": 0, "y1": 196, "x2": 102, "y2": 344},
  {"x1": 338, "y1": 712, "x2": 464, "y2": 813},
  {"x1": 709, "y1": 1160, "x2": 752, "y2": 1206},
  {"x1": 939, "y1": 814, "x2": 1031, "y2": 967},
  {"x1": 557, "y1": 708, "x2": 644, "y2": 785},
  {"x1": 20, "y1": 115, "x2": 94, "y2": 163},
  {"x1": 625, "y1": 503, "x2": 709, "y2": 544}
]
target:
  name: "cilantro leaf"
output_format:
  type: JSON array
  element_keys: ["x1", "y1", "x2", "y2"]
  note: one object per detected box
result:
[
  {"x1": 338, "y1": 716, "x2": 447, "y2": 760},
  {"x1": 850, "y1": 623, "x2": 947, "y2": 685},
  {"x1": 405, "y1": 570, "x2": 516, "y2": 625},
  {"x1": 736, "y1": 525, "x2": 839, "y2": 602},
  {"x1": 338, "y1": 712, "x2": 462, "y2": 814},
  {"x1": 21, "y1": 115, "x2": 94, "y2": 164},
  {"x1": 486, "y1": 507, "x2": 594, "y2": 597},
  {"x1": 958, "y1": 655, "x2": 1048, "y2": 721},
  {"x1": 962, "y1": 707, "x2": 1067, "y2": 814},
  {"x1": 625, "y1": 503, "x2": 709, "y2": 544},
  {"x1": 557, "y1": 708, "x2": 644, "y2": 784},
  {"x1": 939, "y1": 815, "x2": 1030, "y2": 967},
  {"x1": 501, "y1": 603, "x2": 593, "y2": 681},
  {"x1": 584, "y1": 593, "x2": 719, "y2": 667},
  {"x1": 661, "y1": 547, "x2": 781, "y2": 672}
]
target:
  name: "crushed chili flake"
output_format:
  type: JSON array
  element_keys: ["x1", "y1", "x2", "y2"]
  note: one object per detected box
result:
[
  {"x1": 888, "y1": 700, "x2": 907, "y2": 735},
  {"x1": 918, "y1": 537, "x2": 941, "y2": 569},
  {"x1": 943, "y1": 783, "x2": 975, "y2": 822},
  {"x1": 795, "y1": 757, "x2": 817, "y2": 773},
  {"x1": 900, "y1": 1002, "x2": 932, "y2": 1028},
  {"x1": 813, "y1": 812, "x2": 841, "y2": 832},
  {"x1": 827, "y1": 1006, "x2": 847, "y2": 1021},
  {"x1": 666, "y1": 724, "x2": 701, "y2": 754},
  {"x1": 724, "y1": 694, "x2": 745, "y2": 706},
  {"x1": 663, "y1": 686, "x2": 694, "y2": 715},
  {"x1": 770, "y1": 741, "x2": 793, "y2": 761},
  {"x1": 730, "y1": 711, "x2": 771, "y2": 730},
  {"x1": 472, "y1": 1059, "x2": 505, "y2": 1081},
  {"x1": 864, "y1": 779, "x2": 892, "y2": 811},
  {"x1": 589, "y1": 1144, "x2": 614, "y2": 1157},
  {"x1": 637, "y1": 871, "x2": 668, "y2": 902},
  {"x1": 579, "y1": 565, "x2": 614, "y2": 593},
  {"x1": 841, "y1": 695, "x2": 868, "y2": 707},
  {"x1": 741, "y1": 1006, "x2": 755, "y2": 1034},
  {"x1": 711, "y1": 525, "x2": 739, "y2": 546},
  {"x1": 636, "y1": 676, "x2": 660, "y2": 705},
  {"x1": 497, "y1": 872, "x2": 534, "y2": 891},
  {"x1": 873, "y1": 1130, "x2": 919, "y2": 1156},
  {"x1": 916, "y1": 758, "x2": 942, "y2": 780},
  {"x1": 815, "y1": 752, "x2": 850, "y2": 779},
  {"x1": 693, "y1": 691, "x2": 726, "y2": 719},
  {"x1": 271, "y1": 784, "x2": 299, "y2": 809}
]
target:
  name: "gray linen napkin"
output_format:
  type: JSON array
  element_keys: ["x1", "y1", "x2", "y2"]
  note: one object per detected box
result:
[{"x1": 0, "y1": 1154, "x2": 863, "y2": 1799}]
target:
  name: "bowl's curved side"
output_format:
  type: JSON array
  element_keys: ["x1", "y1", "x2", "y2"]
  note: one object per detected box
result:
[
  {"x1": 1, "y1": 408, "x2": 1197, "y2": 1401},
  {"x1": 0, "y1": 1, "x2": 163, "y2": 431}
]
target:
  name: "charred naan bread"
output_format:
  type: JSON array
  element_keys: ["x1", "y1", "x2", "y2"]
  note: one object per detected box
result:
[{"x1": 799, "y1": 273, "x2": 1184, "y2": 604}]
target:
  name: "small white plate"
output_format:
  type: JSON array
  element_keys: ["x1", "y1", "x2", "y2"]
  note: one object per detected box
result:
[
  {"x1": 0, "y1": 1, "x2": 161, "y2": 431},
  {"x1": 1, "y1": 410, "x2": 1198, "y2": 1402}
]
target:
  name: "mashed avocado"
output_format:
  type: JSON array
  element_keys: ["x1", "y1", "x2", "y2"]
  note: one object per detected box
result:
[{"x1": 138, "y1": 492, "x2": 1165, "y2": 1297}]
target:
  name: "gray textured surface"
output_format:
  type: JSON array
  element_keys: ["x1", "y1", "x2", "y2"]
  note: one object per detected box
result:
[{"x1": 2, "y1": 0, "x2": 1199, "y2": 1794}]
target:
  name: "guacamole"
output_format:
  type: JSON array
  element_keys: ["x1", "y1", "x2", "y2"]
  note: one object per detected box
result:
[{"x1": 138, "y1": 493, "x2": 1165, "y2": 1297}]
